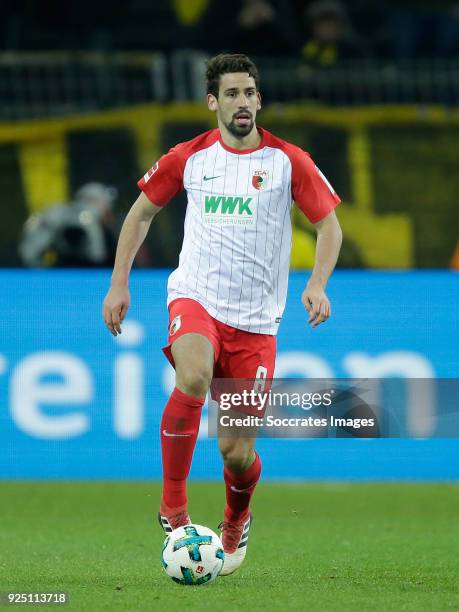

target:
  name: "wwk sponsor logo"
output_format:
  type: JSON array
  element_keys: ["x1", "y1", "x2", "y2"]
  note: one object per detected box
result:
[{"x1": 203, "y1": 195, "x2": 255, "y2": 225}]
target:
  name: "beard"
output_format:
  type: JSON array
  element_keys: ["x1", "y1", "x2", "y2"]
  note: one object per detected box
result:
[{"x1": 225, "y1": 113, "x2": 255, "y2": 138}]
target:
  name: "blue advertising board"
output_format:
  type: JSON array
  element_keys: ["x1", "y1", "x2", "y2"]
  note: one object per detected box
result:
[{"x1": 0, "y1": 270, "x2": 458, "y2": 480}]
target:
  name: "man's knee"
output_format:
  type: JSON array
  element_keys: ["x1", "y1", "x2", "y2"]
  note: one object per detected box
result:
[
  {"x1": 219, "y1": 439, "x2": 255, "y2": 472},
  {"x1": 176, "y1": 365, "x2": 212, "y2": 398},
  {"x1": 171, "y1": 333, "x2": 214, "y2": 398}
]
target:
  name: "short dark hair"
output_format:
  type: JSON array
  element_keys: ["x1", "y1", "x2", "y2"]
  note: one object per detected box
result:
[{"x1": 206, "y1": 53, "x2": 260, "y2": 98}]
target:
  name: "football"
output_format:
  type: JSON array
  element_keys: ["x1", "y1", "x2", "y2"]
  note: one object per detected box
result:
[{"x1": 161, "y1": 524, "x2": 225, "y2": 585}]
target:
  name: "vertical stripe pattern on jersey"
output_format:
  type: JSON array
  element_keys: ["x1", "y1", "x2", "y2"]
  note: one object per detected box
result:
[
  {"x1": 167, "y1": 141, "x2": 312, "y2": 335},
  {"x1": 247, "y1": 146, "x2": 266, "y2": 328},
  {"x1": 257, "y1": 149, "x2": 278, "y2": 333}
]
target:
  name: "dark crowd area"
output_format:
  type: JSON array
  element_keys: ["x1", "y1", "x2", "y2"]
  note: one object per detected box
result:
[{"x1": 2, "y1": 0, "x2": 459, "y2": 63}]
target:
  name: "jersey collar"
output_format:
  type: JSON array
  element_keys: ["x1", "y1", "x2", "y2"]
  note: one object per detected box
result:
[{"x1": 218, "y1": 127, "x2": 266, "y2": 155}]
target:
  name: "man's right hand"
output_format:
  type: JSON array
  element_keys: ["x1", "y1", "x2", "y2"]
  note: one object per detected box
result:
[{"x1": 102, "y1": 284, "x2": 130, "y2": 336}]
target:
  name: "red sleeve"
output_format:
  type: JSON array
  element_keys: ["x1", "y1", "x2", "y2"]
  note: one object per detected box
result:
[
  {"x1": 289, "y1": 147, "x2": 341, "y2": 223},
  {"x1": 137, "y1": 147, "x2": 184, "y2": 206}
]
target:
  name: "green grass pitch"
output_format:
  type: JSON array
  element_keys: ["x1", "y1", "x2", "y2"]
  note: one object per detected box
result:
[{"x1": 1, "y1": 482, "x2": 459, "y2": 611}]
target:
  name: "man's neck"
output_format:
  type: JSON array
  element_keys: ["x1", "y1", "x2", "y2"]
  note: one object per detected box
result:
[{"x1": 219, "y1": 124, "x2": 261, "y2": 150}]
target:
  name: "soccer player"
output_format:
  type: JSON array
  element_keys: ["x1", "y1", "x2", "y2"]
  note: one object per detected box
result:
[{"x1": 102, "y1": 53, "x2": 342, "y2": 575}]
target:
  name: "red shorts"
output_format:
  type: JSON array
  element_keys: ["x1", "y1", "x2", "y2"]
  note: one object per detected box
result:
[{"x1": 163, "y1": 298, "x2": 276, "y2": 415}]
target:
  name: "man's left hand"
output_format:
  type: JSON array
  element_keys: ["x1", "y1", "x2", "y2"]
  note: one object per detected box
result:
[{"x1": 301, "y1": 281, "x2": 331, "y2": 328}]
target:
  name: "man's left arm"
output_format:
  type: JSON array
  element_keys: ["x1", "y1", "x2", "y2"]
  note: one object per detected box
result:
[{"x1": 302, "y1": 210, "x2": 342, "y2": 328}]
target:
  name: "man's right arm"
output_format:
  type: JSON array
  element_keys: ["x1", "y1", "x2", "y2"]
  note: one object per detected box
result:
[{"x1": 102, "y1": 191, "x2": 161, "y2": 336}]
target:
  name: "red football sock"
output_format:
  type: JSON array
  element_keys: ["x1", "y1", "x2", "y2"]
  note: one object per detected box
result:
[
  {"x1": 160, "y1": 387, "x2": 204, "y2": 511},
  {"x1": 224, "y1": 451, "x2": 262, "y2": 523}
]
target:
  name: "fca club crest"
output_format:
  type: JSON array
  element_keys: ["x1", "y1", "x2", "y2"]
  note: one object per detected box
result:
[{"x1": 252, "y1": 170, "x2": 269, "y2": 190}]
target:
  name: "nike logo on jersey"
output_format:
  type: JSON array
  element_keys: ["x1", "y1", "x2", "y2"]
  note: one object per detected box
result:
[
  {"x1": 162, "y1": 430, "x2": 191, "y2": 438},
  {"x1": 203, "y1": 175, "x2": 222, "y2": 181}
]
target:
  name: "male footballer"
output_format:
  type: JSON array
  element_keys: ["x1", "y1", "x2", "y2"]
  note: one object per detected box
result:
[{"x1": 103, "y1": 53, "x2": 342, "y2": 575}]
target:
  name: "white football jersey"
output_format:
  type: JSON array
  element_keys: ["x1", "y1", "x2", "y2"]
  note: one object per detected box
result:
[{"x1": 139, "y1": 128, "x2": 340, "y2": 335}]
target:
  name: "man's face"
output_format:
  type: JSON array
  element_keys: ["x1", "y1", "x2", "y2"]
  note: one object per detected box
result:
[{"x1": 208, "y1": 72, "x2": 261, "y2": 138}]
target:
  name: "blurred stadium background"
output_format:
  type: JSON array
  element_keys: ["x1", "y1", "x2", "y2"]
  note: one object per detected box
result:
[{"x1": 1, "y1": 1, "x2": 459, "y2": 605}]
